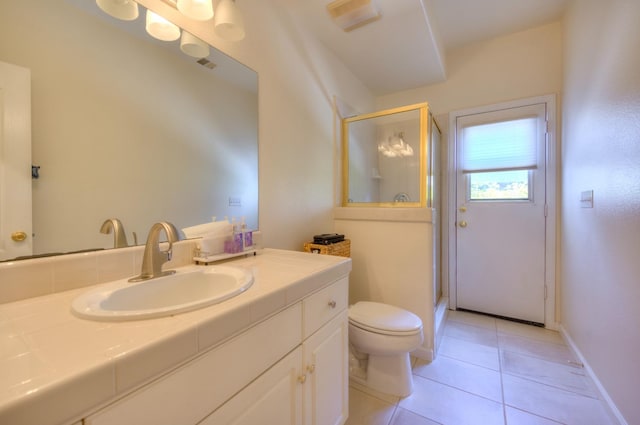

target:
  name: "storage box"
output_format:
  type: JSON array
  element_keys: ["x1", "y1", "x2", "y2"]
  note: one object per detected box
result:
[{"x1": 303, "y1": 239, "x2": 350, "y2": 257}]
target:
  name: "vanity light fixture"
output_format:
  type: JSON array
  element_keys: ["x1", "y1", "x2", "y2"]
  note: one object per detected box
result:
[
  {"x1": 180, "y1": 31, "x2": 210, "y2": 58},
  {"x1": 177, "y1": 0, "x2": 214, "y2": 21},
  {"x1": 378, "y1": 132, "x2": 413, "y2": 158},
  {"x1": 146, "y1": 9, "x2": 181, "y2": 41},
  {"x1": 214, "y1": 0, "x2": 246, "y2": 41},
  {"x1": 96, "y1": 0, "x2": 139, "y2": 21}
]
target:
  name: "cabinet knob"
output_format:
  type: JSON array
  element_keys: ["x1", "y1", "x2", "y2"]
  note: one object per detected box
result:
[
  {"x1": 307, "y1": 364, "x2": 316, "y2": 374},
  {"x1": 328, "y1": 300, "x2": 337, "y2": 309},
  {"x1": 298, "y1": 374, "x2": 307, "y2": 384}
]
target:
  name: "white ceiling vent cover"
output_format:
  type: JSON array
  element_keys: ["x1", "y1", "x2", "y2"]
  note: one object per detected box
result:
[{"x1": 326, "y1": 0, "x2": 381, "y2": 32}]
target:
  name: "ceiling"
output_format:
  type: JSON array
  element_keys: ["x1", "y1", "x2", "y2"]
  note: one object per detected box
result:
[{"x1": 288, "y1": 0, "x2": 568, "y2": 95}]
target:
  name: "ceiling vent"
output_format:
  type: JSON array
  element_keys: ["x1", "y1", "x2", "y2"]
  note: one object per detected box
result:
[
  {"x1": 326, "y1": 0, "x2": 381, "y2": 32},
  {"x1": 197, "y1": 58, "x2": 217, "y2": 69}
]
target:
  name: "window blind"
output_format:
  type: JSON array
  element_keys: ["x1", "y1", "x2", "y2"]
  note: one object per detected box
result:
[{"x1": 461, "y1": 117, "x2": 538, "y2": 173}]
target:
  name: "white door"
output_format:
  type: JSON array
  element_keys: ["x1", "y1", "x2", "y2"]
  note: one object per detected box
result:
[
  {"x1": 0, "y1": 61, "x2": 32, "y2": 260},
  {"x1": 455, "y1": 103, "x2": 547, "y2": 324}
]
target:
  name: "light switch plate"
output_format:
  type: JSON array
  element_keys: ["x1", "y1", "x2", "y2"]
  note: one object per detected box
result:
[{"x1": 580, "y1": 190, "x2": 594, "y2": 208}]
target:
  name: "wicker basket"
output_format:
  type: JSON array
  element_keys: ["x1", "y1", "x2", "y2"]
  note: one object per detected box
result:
[{"x1": 303, "y1": 239, "x2": 351, "y2": 257}]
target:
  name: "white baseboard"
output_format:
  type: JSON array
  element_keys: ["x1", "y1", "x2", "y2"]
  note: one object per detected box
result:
[
  {"x1": 559, "y1": 325, "x2": 627, "y2": 425},
  {"x1": 412, "y1": 346, "x2": 433, "y2": 362},
  {"x1": 544, "y1": 320, "x2": 560, "y2": 332},
  {"x1": 434, "y1": 297, "x2": 449, "y2": 357}
]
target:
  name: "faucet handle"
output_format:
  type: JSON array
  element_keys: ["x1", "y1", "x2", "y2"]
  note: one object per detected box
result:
[
  {"x1": 158, "y1": 222, "x2": 179, "y2": 266},
  {"x1": 128, "y1": 221, "x2": 179, "y2": 282}
]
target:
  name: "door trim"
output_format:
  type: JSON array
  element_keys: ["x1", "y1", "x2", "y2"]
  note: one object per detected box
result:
[
  {"x1": 0, "y1": 61, "x2": 32, "y2": 260},
  {"x1": 447, "y1": 95, "x2": 558, "y2": 330}
]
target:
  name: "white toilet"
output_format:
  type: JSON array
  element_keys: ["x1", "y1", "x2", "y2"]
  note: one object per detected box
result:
[{"x1": 348, "y1": 301, "x2": 424, "y2": 397}]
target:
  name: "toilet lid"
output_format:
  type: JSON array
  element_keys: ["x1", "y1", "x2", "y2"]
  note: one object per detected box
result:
[{"x1": 349, "y1": 302, "x2": 422, "y2": 335}]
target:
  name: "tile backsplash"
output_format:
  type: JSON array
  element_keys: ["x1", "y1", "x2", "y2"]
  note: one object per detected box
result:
[{"x1": 0, "y1": 240, "x2": 197, "y2": 304}]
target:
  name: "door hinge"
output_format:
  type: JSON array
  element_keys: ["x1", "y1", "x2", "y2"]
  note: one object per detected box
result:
[
  {"x1": 546, "y1": 120, "x2": 550, "y2": 133},
  {"x1": 544, "y1": 204, "x2": 548, "y2": 217},
  {"x1": 544, "y1": 285, "x2": 548, "y2": 300}
]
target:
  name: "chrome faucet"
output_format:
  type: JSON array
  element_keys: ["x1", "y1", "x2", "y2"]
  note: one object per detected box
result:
[
  {"x1": 100, "y1": 218, "x2": 129, "y2": 248},
  {"x1": 129, "y1": 222, "x2": 180, "y2": 282}
]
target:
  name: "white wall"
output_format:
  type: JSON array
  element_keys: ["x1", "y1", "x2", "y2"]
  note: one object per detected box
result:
[
  {"x1": 376, "y1": 21, "x2": 563, "y2": 116},
  {"x1": 561, "y1": 1, "x2": 640, "y2": 423}
]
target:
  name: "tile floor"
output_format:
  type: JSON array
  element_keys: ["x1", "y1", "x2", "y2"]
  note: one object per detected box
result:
[{"x1": 345, "y1": 310, "x2": 618, "y2": 425}]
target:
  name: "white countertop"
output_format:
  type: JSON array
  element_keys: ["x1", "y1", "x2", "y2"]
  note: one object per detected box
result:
[{"x1": 0, "y1": 249, "x2": 351, "y2": 425}]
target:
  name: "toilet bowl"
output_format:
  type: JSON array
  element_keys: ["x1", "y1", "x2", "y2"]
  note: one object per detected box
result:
[{"x1": 348, "y1": 301, "x2": 423, "y2": 397}]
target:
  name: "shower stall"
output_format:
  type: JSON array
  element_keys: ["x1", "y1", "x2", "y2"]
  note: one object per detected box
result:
[{"x1": 334, "y1": 102, "x2": 445, "y2": 361}]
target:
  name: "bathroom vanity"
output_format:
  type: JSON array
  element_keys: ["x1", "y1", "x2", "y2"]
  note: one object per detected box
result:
[{"x1": 0, "y1": 249, "x2": 351, "y2": 425}]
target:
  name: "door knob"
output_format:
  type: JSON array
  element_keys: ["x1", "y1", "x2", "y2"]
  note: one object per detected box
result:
[
  {"x1": 459, "y1": 221, "x2": 468, "y2": 228},
  {"x1": 11, "y1": 231, "x2": 27, "y2": 242},
  {"x1": 459, "y1": 206, "x2": 467, "y2": 213}
]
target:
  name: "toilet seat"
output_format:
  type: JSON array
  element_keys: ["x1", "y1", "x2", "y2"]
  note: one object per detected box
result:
[{"x1": 349, "y1": 302, "x2": 422, "y2": 336}]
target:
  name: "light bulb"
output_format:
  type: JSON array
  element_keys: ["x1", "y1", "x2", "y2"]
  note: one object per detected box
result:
[
  {"x1": 145, "y1": 9, "x2": 181, "y2": 41},
  {"x1": 177, "y1": 0, "x2": 214, "y2": 21},
  {"x1": 96, "y1": 0, "x2": 139, "y2": 21},
  {"x1": 214, "y1": 0, "x2": 245, "y2": 41},
  {"x1": 180, "y1": 32, "x2": 210, "y2": 58}
]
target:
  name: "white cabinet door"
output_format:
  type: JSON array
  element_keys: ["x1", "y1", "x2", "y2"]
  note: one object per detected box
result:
[
  {"x1": 85, "y1": 304, "x2": 302, "y2": 425},
  {"x1": 303, "y1": 310, "x2": 349, "y2": 425},
  {"x1": 199, "y1": 348, "x2": 303, "y2": 425}
]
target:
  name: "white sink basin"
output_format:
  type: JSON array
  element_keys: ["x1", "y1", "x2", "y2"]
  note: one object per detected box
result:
[{"x1": 71, "y1": 265, "x2": 253, "y2": 321}]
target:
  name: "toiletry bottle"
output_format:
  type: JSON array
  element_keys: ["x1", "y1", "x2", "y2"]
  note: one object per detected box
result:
[
  {"x1": 224, "y1": 217, "x2": 234, "y2": 254},
  {"x1": 241, "y1": 217, "x2": 252, "y2": 250},
  {"x1": 232, "y1": 218, "x2": 243, "y2": 253}
]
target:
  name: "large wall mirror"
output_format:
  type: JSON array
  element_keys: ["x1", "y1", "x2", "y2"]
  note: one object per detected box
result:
[{"x1": 0, "y1": 0, "x2": 258, "y2": 258}]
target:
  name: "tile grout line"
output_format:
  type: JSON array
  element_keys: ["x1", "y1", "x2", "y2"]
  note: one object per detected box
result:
[
  {"x1": 494, "y1": 320, "x2": 509, "y2": 425},
  {"x1": 412, "y1": 371, "x2": 504, "y2": 405},
  {"x1": 385, "y1": 403, "x2": 398, "y2": 425}
]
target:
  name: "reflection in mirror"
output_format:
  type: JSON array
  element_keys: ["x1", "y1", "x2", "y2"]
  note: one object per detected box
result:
[
  {"x1": 0, "y1": 0, "x2": 258, "y2": 258},
  {"x1": 342, "y1": 103, "x2": 435, "y2": 207}
]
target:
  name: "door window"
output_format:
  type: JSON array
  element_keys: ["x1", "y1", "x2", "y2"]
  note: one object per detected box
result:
[
  {"x1": 460, "y1": 115, "x2": 539, "y2": 203},
  {"x1": 468, "y1": 170, "x2": 531, "y2": 201}
]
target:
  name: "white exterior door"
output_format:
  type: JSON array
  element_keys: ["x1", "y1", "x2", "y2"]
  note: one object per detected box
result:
[
  {"x1": 455, "y1": 103, "x2": 547, "y2": 324},
  {"x1": 0, "y1": 61, "x2": 32, "y2": 260}
]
